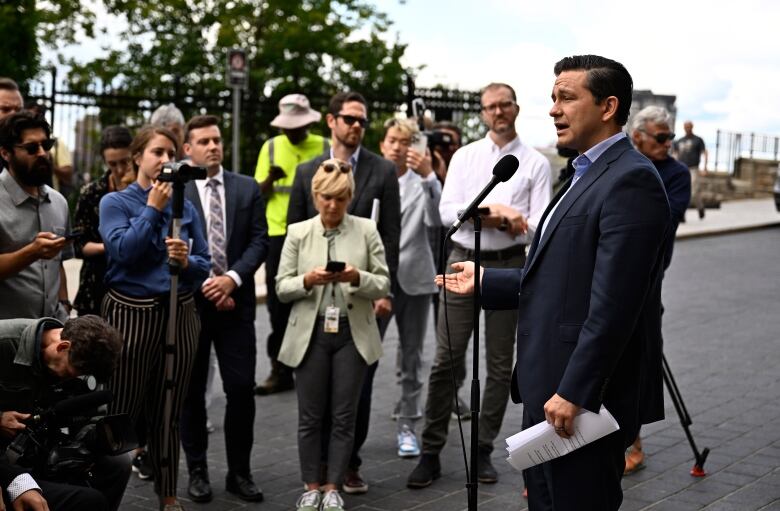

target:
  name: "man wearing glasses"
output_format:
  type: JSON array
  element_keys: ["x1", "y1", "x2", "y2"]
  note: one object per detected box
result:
[
  {"x1": 624, "y1": 105, "x2": 690, "y2": 475},
  {"x1": 288, "y1": 91, "x2": 400, "y2": 495},
  {"x1": 0, "y1": 111, "x2": 73, "y2": 321},
  {"x1": 408, "y1": 82, "x2": 552, "y2": 489}
]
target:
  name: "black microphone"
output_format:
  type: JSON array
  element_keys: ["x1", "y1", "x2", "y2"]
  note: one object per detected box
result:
[{"x1": 446, "y1": 154, "x2": 519, "y2": 238}]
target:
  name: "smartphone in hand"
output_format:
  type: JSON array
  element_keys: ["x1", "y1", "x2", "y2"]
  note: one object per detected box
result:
[
  {"x1": 63, "y1": 228, "x2": 85, "y2": 241},
  {"x1": 325, "y1": 261, "x2": 346, "y2": 273}
]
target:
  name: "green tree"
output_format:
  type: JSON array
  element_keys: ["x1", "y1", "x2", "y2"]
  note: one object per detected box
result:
[
  {"x1": 65, "y1": 0, "x2": 410, "y2": 172},
  {"x1": 0, "y1": 0, "x2": 95, "y2": 91}
]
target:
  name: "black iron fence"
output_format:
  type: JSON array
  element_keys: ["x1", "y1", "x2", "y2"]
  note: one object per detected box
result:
[
  {"x1": 25, "y1": 69, "x2": 482, "y2": 185},
  {"x1": 713, "y1": 129, "x2": 780, "y2": 173}
]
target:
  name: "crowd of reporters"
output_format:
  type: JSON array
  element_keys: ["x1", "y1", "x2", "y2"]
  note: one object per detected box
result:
[{"x1": 0, "y1": 68, "x2": 696, "y2": 511}]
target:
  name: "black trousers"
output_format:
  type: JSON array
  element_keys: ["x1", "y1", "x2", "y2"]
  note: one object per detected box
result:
[
  {"x1": 180, "y1": 299, "x2": 257, "y2": 475},
  {"x1": 265, "y1": 235, "x2": 293, "y2": 362},
  {"x1": 522, "y1": 406, "x2": 626, "y2": 511}
]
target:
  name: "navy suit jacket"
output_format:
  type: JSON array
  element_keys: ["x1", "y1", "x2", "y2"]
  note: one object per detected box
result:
[
  {"x1": 185, "y1": 170, "x2": 269, "y2": 320},
  {"x1": 481, "y1": 137, "x2": 671, "y2": 438},
  {"x1": 287, "y1": 148, "x2": 401, "y2": 278}
]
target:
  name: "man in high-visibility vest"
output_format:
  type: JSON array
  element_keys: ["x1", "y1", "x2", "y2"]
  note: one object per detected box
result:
[{"x1": 254, "y1": 94, "x2": 328, "y2": 395}]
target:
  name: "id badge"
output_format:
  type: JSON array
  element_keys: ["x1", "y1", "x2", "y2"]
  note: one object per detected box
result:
[{"x1": 324, "y1": 305, "x2": 340, "y2": 333}]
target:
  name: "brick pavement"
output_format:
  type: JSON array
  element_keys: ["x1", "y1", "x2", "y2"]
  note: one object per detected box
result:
[{"x1": 114, "y1": 227, "x2": 780, "y2": 510}]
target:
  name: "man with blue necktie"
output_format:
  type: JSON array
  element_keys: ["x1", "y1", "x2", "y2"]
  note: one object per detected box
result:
[{"x1": 437, "y1": 55, "x2": 671, "y2": 510}]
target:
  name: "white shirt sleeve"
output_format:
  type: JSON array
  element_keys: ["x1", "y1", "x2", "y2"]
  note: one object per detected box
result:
[
  {"x1": 439, "y1": 149, "x2": 467, "y2": 226},
  {"x1": 526, "y1": 157, "x2": 553, "y2": 234},
  {"x1": 8, "y1": 473, "x2": 42, "y2": 502}
]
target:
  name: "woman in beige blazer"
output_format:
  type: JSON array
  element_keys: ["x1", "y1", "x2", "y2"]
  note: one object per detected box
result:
[{"x1": 276, "y1": 159, "x2": 390, "y2": 511}]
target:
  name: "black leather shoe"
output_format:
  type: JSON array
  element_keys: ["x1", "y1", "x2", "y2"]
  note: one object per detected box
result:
[
  {"x1": 477, "y1": 448, "x2": 498, "y2": 484},
  {"x1": 226, "y1": 473, "x2": 264, "y2": 502},
  {"x1": 187, "y1": 466, "x2": 212, "y2": 503},
  {"x1": 407, "y1": 453, "x2": 441, "y2": 489}
]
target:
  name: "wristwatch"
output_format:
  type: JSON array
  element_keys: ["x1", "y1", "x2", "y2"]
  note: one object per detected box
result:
[{"x1": 497, "y1": 216, "x2": 510, "y2": 232}]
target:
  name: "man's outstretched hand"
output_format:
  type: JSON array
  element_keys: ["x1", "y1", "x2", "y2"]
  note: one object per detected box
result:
[{"x1": 434, "y1": 261, "x2": 484, "y2": 295}]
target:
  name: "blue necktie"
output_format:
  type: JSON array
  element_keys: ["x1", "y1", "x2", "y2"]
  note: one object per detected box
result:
[{"x1": 571, "y1": 156, "x2": 592, "y2": 186}]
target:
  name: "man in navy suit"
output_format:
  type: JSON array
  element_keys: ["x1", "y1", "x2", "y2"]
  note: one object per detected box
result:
[
  {"x1": 437, "y1": 55, "x2": 671, "y2": 510},
  {"x1": 179, "y1": 115, "x2": 268, "y2": 503}
]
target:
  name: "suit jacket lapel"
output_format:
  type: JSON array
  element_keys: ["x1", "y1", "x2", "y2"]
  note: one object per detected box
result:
[
  {"x1": 223, "y1": 170, "x2": 238, "y2": 242},
  {"x1": 524, "y1": 138, "x2": 629, "y2": 279},
  {"x1": 184, "y1": 182, "x2": 207, "y2": 238},
  {"x1": 349, "y1": 149, "x2": 372, "y2": 214}
]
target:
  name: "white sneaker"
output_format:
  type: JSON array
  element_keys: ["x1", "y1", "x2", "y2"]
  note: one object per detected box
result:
[
  {"x1": 296, "y1": 489, "x2": 321, "y2": 511},
  {"x1": 320, "y1": 489, "x2": 345, "y2": 511},
  {"x1": 397, "y1": 425, "x2": 421, "y2": 458}
]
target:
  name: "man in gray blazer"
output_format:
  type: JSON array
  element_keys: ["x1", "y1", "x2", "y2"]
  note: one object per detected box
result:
[
  {"x1": 379, "y1": 117, "x2": 442, "y2": 458},
  {"x1": 287, "y1": 91, "x2": 400, "y2": 494}
]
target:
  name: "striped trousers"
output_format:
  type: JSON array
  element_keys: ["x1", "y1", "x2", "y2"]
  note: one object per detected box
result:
[{"x1": 103, "y1": 289, "x2": 200, "y2": 498}]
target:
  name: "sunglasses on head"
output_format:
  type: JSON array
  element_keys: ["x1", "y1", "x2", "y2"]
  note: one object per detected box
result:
[
  {"x1": 642, "y1": 131, "x2": 675, "y2": 144},
  {"x1": 336, "y1": 114, "x2": 368, "y2": 128},
  {"x1": 15, "y1": 138, "x2": 56, "y2": 155},
  {"x1": 322, "y1": 162, "x2": 351, "y2": 174}
]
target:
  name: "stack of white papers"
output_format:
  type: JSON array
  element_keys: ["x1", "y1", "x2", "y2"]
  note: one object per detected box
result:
[{"x1": 505, "y1": 406, "x2": 620, "y2": 471}]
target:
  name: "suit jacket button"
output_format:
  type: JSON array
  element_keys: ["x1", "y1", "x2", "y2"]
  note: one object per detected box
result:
[{"x1": 347, "y1": 303, "x2": 353, "y2": 310}]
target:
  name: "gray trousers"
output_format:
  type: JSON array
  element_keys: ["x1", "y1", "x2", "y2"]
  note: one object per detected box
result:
[
  {"x1": 390, "y1": 284, "x2": 433, "y2": 432},
  {"x1": 295, "y1": 317, "x2": 367, "y2": 485},
  {"x1": 421, "y1": 245, "x2": 524, "y2": 454}
]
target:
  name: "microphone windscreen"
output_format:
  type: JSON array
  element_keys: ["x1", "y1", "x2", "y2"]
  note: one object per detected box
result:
[{"x1": 493, "y1": 154, "x2": 520, "y2": 182}]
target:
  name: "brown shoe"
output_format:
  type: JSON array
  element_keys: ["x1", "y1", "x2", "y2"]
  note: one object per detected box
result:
[
  {"x1": 342, "y1": 469, "x2": 368, "y2": 494},
  {"x1": 624, "y1": 437, "x2": 645, "y2": 475},
  {"x1": 254, "y1": 361, "x2": 294, "y2": 395}
]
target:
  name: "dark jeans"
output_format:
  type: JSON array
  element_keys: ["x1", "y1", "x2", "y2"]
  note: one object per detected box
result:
[
  {"x1": 297, "y1": 318, "x2": 366, "y2": 485},
  {"x1": 180, "y1": 300, "x2": 257, "y2": 475}
]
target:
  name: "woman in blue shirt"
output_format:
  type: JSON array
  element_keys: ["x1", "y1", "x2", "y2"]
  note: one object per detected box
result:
[{"x1": 99, "y1": 125, "x2": 209, "y2": 511}]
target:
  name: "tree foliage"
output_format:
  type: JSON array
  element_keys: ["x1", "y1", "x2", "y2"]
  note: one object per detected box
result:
[
  {"x1": 63, "y1": 0, "x2": 410, "y2": 170},
  {"x1": 0, "y1": 0, "x2": 95, "y2": 90}
]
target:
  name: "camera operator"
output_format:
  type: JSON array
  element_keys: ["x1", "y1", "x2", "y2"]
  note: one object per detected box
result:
[
  {"x1": 98, "y1": 125, "x2": 210, "y2": 511},
  {"x1": 0, "y1": 315, "x2": 127, "y2": 511}
]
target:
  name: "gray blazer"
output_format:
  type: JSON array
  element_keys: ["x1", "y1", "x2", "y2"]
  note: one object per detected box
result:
[
  {"x1": 276, "y1": 214, "x2": 391, "y2": 368},
  {"x1": 397, "y1": 172, "x2": 442, "y2": 296}
]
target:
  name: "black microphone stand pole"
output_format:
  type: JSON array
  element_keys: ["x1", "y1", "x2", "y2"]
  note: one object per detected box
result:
[
  {"x1": 160, "y1": 180, "x2": 185, "y2": 475},
  {"x1": 467, "y1": 214, "x2": 482, "y2": 511}
]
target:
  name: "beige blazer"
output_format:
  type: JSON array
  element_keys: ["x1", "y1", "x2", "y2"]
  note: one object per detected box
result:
[{"x1": 276, "y1": 214, "x2": 390, "y2": 368}]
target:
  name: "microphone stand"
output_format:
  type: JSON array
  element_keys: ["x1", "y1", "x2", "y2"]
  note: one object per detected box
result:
[{"x1": 467, "y1": 215, "x2": 482, "y2": 511}]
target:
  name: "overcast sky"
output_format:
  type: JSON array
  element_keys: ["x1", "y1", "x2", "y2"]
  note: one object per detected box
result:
[{"x1": 380, "y1": 0, "x2": 780, "y2": 154}]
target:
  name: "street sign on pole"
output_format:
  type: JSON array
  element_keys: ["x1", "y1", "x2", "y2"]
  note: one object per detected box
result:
[{"x1": 227, "y1": 48, "x2": 248, "y2": 172}]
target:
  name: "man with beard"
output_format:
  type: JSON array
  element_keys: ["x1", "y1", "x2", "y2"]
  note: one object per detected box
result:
[
  {"x1": 0, "y1": 111, "x2": 73, "y2": 321},
  {"x1": 408, "y1": 82, "x2": 552, "y2": 488},
  {"x1": 287, "y1": 91, "x2": 400, "y2": 494}
]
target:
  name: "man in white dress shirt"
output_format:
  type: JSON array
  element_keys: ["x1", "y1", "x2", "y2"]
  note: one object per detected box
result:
[{"x1": 407, "y1": 82, "x2": 552, "y2": 488}]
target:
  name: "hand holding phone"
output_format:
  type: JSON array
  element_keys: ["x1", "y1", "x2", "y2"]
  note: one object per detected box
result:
[{"x1": 63, "y1": 228, "x2": 85, "y2": 241}]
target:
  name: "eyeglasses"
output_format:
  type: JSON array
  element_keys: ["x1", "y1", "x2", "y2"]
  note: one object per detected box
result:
[
  {"x1": 641, "y1": 130, "x2": 675, "y2": 144},
  {"x1": 336, "y1": 114, "x2": 369, "y2": 128},
  {"x1": 15, "y1": 138, "x2": 57, "y2": 155},
  {"x1": 481, "y1": 100, "x2": 516, "y2": 113},
  {"x1": 321, "y1": 161, "x2": 351, "y2": 174}
]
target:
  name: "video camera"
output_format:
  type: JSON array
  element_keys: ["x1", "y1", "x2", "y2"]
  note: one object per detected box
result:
[
  {"x1": 3, "y1": 379, "x2": 136, "y2": 483},
  {"x1": 157, "y1": 161, "x2": 207, "y2": 183}
]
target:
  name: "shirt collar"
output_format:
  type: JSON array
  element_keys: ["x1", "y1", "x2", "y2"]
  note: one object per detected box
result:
[
  {"x1": 329, "y1": 146, "x2": 361, "y2": 170},
  {"x1": 581, "y1": 132, "x2": 626, "y2": 165},
  {"x1": 0, "y1": 168, "x2": 50, "y2": 206},
  {"x1": 485, "y1": 133, "x2": 521, "y2": 155},
  {"x1": 207, "y1": 166, "x2": 224, "y2": 185}
]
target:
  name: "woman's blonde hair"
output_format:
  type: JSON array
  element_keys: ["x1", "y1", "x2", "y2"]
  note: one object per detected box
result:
[{"x1": 311, "y1": 158, "x2": 355, "y2": 200}]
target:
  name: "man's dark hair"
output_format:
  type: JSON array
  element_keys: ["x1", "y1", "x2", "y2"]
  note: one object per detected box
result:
[
  {"x1": 99, "y1": 126, "x2": 133, "y2": 154},
  {"x1": 183, "y1": 114, "x2": 220, "y2": 143},
  {"x1": 480, "y1": 82, "x2": 517, "y2": 103},
  {"x1": 553, "y1": 55, "x2": 633, "y2": 126},
  {"x1": 433, "y1": 121, "x2": 462, "y2": 142},
  {"x1": 61, "y1": 315, "x2": 123, "y2": 382},
  {"x1": 0, "y1": 110, "x2": 51, "y2": 152},
  {"x1": 0, "y1": 77, "x2": 20, "y2": 92},
  {"x1": 328, "y1": 92, "x2": 367, "y2": 116}
]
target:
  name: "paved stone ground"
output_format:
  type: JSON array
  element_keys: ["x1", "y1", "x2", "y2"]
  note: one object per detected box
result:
[{"x1": 118, "y1": 227, "x2": 780, "y2": 510}]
